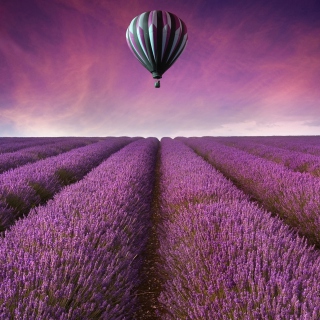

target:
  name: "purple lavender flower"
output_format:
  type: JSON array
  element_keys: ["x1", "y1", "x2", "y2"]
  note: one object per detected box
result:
[
  {"x1": 0, "y1": 138, "x2": 132, "y2": 231},
  {"x1": 0, "y1": 138, "x2": 158, "y2": 318},
  {"x1": 0, "y1": 137, "x2": 101, "y2": 174},
  {"x1": 157, "y1": 138, "x2": 320, "y2": 319},
  {"x1": 182, "y1": 137, "x2": 320, "y2": 247}
]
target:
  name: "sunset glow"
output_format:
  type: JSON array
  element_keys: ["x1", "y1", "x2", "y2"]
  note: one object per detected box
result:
[{"x1": 1, "y1": 0, "x2": 320, "y2": 137}]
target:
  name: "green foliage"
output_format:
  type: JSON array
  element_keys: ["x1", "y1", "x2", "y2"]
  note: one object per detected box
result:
[
  {"x1": 5, "y1": 193, "x2": 26, "y2": 213},
  {"x1": 55, "y1": 168, "x2": 77, "y2": 186},
  {"x1": 28, "y1": 182, "x2": 53, "y2": 203}
]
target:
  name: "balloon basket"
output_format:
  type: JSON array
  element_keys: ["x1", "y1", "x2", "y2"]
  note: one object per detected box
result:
[{"x1": 155, "y1": 80, "x2": 160, "y2": 88}]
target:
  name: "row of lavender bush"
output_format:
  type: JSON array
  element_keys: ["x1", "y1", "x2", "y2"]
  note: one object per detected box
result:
[
  {"x1": 0, "y1": 138, "x2": 158, "y2": 319},
  {"x1": 0, "y1": 138, "x2": 132, "y2": 231},
  {"x1": 182, "y1": 137, "x2": 320, "y2": 247},
  {"x1": 0, "y1": 137, "x2": 51, "y2": 145},
  {"x1": 218, "y1": 136, "x2": 320, "y2": 157},
  {"x1": 216, "y1": 137, "x2": 320, "y2": 177},
  {"x1": 0, "y1": 137, "x2": 100, "y2": 174},
  {"x1": 158, "y1": 138, "x2": 320, "y2": 319},
  {"x1": 0, "y1": 137, "x2": 68, "y2": 154},
  {"x1": 0, "y1": 138, "x2": 35, "y2": 146},
  {"x1": 0, "y1": 138, "x2": 35, "y2": 144}
]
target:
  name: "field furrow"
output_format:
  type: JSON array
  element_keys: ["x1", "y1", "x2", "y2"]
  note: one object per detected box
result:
[
  {"x1": 157, "y1": 138, "x2": 320, "y2": 319},
  {"x1": 0, "y1": 138, "x2": 158, "y2": 319},
  {"x1": 181, "y1": 137, "x2": 320, "y2": 247},
  {"x1": 134, "y1": 144, "x2": 163, "y2": 319},
  {"x1": 0, "y1": 138, "x2": 132, "y2": 231}
]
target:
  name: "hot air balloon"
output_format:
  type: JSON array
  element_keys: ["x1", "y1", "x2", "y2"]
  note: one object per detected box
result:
[{"x1": 126, "y1": 10, "x2": 188, "y2": 88}]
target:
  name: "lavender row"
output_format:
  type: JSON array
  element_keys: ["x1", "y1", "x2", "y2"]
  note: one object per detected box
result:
[
  {"x1": 0, "y1": 138, "x2": 132, "y2": 231},
  {"x1": 0, "y1": 138, "x2": 100, "y2": 174},
  {"x1": 0, "y1": 137, "x2": 70, "y2": 154},
  {"x1": 182, "y1": 137, "x2": 320, "y2": 247},
  {"x1": 0, "y1": 138, "x2": 158, "y2": 319},
  {"x1": 216, "y1": 137, "x2": 320, "y2": 177},
  {"x1": 0, "y1": 138, "x2": 37, "y2": 145},
  {"x1": 158, "y1": 138, "x2": 320, "y2": 319},
  {"x1": 216, "y1": 136, "x2": 320, "y2": 157},
  {"x1": 0, "y1": 137, "x2": 51, "y2": 145}
]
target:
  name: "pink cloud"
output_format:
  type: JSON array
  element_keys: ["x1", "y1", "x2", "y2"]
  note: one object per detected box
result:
[{"x1": 1, "y1": 0, "x2": 320, "y2": 136}]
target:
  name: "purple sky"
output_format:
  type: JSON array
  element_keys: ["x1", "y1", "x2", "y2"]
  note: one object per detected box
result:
[{"x1": 1, "y1": 0, "x2": 320, "y2": 137}]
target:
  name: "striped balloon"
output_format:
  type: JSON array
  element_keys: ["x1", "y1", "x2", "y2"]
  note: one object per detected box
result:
[{"x1": 126, "y1": 10, "x2": 188, "y2": 81}]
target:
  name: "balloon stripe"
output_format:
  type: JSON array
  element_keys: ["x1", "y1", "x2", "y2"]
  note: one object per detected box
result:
[
  {"x1": 132, "y1": 18, "x2": 153, "y2": 70},
  {"x1": 167, "y1": 34, "x2": 188, "y2": 69},
  {"x1": 126, "y1": 30, "x2": 136, "y2": 56},
  {"x1": 149, "y1": 24, "x2": 156, "y2": 60},
  {"x1": 148, "y1": 11, "x2": 154, "y2": 28},
  {"x1": 126, "y1": 30, "x2": 149, "y2": 69},
  {"x1": 162, "y1": 12, "x2": 177, "y2": 64},
  {"x1": 148, "y1": 11, "x2": 157, "y2": 60},
  {"x1": 167, "y1": 17, "x2": 182, "y2": 63},
  {"x1": 142, "y1": 12, "x2": 156, "y2": 66},
  {"x1": 128, "y1": 31, "x2": 146, "y2": 64},
  {"x1": 161, "y1": 25, "x2": 168, "y2": 61},
  {"x1": 166, "y1": 18, "x2": 188, "y2": 66},
  {"x1": 167, "y1": 11, "x2": 172, "y2": 29},
  {"x1": 128, "y1": 18, "x2": 145, "y2": 61},
  {"x1": 128, "y1": 18, "x2": 134, "y2": 33},
  {"x1": 152, "y1": 10, "x2": 159, "y2": 62},
  {"x1": 161, "y1": 12, "x2": 171, "y2": 61},
  {"x1": 155, "y1": 11, "x2": 164, "y2": 70},
  {"x1": 137, "y1": 13, "x2": 151, "y2": 63}
]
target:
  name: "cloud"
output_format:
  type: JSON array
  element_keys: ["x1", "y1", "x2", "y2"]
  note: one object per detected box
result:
[
  {"x1": 1, "y1": 0, "x2": 320, "y2": 137},
  {"x1": 304, "y1": 120, "x2": 320, "y2": 127}
]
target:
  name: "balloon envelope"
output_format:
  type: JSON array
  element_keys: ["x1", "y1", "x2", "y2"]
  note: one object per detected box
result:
[{"x1": 126, "y1": 10, "x2": 188, "y2": 79}]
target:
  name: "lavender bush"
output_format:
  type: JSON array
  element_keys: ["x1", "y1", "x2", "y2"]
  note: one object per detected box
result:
[
  {"x1": 0, "y1": 138, "x2": 158, "y2": 319},
  {"x1": 158, "y1": 138, "x2": 320, "y2": 319},
  {"x1": 182, "y1": 137, "x2": 320, "y2": 247},
  {"x1": 0, "y1": 138, "x2": 132, "y2": 231}
]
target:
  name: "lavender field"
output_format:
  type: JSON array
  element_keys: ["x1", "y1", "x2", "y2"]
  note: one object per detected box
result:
[{"x1": 1, "y1": 136, "x2": 320, "y2": 319}]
